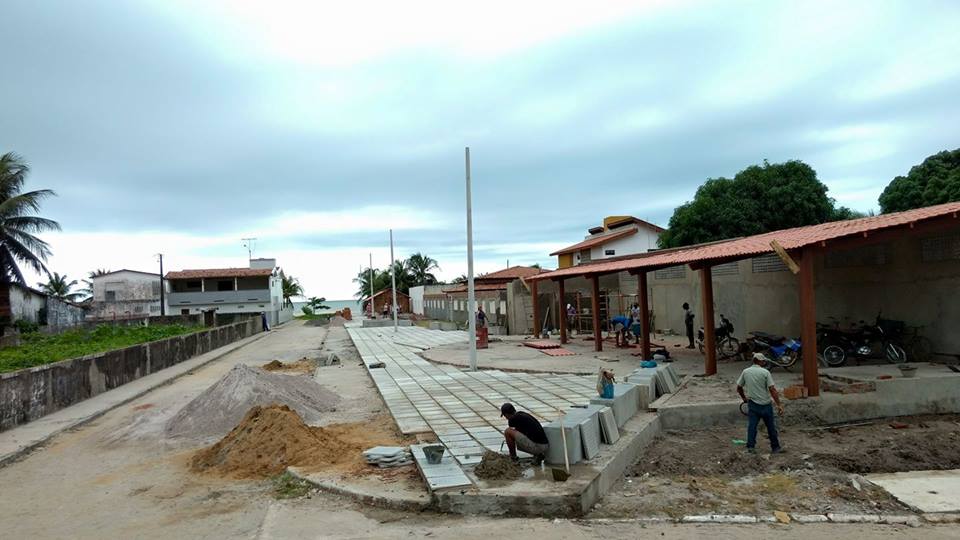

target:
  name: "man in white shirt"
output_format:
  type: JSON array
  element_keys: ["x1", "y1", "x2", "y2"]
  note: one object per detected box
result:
[{"x1": 736, "y1": 353, "x2": 784, "y2": 453}]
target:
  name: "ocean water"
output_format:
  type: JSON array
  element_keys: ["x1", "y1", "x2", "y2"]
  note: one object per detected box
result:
[{"x1": 292, "y1": 299, "x2": 362, "y2": 315}]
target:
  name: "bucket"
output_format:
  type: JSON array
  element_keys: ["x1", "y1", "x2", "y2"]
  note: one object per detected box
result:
[
  {"x1": 423, "y1": 445, "x2": 445, "y2": 464},
  {"x1": 897, "y1": 365, "x2": 918, "y2": 378}
]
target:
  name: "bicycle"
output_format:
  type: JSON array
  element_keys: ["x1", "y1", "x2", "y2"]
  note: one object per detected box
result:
[{"x1": 899, "y1": 325, "x2": 933, "y2": 363}]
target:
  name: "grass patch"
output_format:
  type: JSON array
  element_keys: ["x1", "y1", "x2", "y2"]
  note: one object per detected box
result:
[
  {"x1": 272, "y1": 472, "x2": 314, "y2": 499},
  {"x1": 0, "y1": 324, "x2": 201, "y2": 373},
  {"x1": 295, "y1": 313, "x2": 333, "y2": 322}
]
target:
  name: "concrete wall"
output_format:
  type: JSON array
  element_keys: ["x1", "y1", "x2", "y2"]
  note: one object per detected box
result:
[
  {"x1": 8, "y1": 286, "x2": 46, "y2": 324},
  {"x1": 0, "y1": 316, "x2": 261, "y2": 432},
  {"x1": 45, "y1": 297, "x2": 86, "y2": 329}
]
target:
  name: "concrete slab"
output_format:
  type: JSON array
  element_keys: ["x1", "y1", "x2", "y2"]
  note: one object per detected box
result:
[{"x1": 868, "y1": 469, "x2": 960, "y2": 513}]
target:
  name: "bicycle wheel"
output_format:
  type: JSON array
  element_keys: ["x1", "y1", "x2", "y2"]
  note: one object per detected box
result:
[
  {"x1": 884, "y1": 342, "x2": 907, "y2": 364},
  {"x1": 822, "y1": 344, "x2": 847, "y2": 367},
  {"x1": 698, "y1": 341, "x2": 704, "y2": 353},
  {"x1": 910, "y1": 336, "x2": 933, "y2": 363},
  {"x1": 720, "y1": 337, "x2": 740, "y2": 358}
]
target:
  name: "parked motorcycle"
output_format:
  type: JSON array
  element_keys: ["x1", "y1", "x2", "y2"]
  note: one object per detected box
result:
[
  {"x1": 697, "y1": 314, "x2": 740, "y2": 359},
  {"x1": 747, "y1": 331, "x2": 801, "y2": 370},
  {"x1": 817, "y1": 314, "x2": 907, "y2": 366}
]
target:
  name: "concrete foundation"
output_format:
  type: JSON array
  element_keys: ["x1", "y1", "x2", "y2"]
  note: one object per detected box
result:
[{"x1": 362, "y1": 319, "x2": 412, "y2": 328}]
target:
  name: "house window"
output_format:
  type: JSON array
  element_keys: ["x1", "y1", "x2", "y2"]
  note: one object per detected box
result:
[
  {"x1": 105, "y1": 290, "x2": 117, "y2": 301},
  {"x1": 825, "y1": 244, "x2": 891, "y2": 268},
  {"x1": 604, "y1": 249, "x2": 616, "y2": 256},
  {"x1": 580, "y1": 249, "x2": 592, "y2": 263},
  {"x1": 151, "y1": 282, "x2": 161, "y2": 296},
  {"x1": 181, "y1": 309, "x2": 190, "y2": 315},
  {"x1": 752, "y1": 253, "x2": 788, "y2": 273},
  {"x1": 712, "y1": 261, "x2": 740, "y2": 276},
  {"x1": 186, "y1": 280, "x2": 202, "y2": 290}
]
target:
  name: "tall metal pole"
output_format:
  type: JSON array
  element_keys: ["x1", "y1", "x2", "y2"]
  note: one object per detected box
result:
[
  {"x1": 466, "y1": 147, "x2": 477, "y2": 371},
  {"x1": 390, "y1": 229, "x2": 398, "y2": 333},
  {"x1": 369, "y1": 253, "x2": 374, "y2": 319},
  {"x1": 157, "y1": 253, "x2": 165, "y2": 316}
]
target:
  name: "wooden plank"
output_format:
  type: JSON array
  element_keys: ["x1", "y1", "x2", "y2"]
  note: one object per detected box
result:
[
  {"x1": 798, "y1": 247, "x2": 819, "y2": 396},
  {"x1": 590, "y1": 276, "x2": 602, "y2": 352},
  {"x1": 557, "y1": 278, "x2": 568, "y2": 344},
  {"x1": 770, "y1": 239, "x2": 801, "y2": 274},
  {"x1": 638, "y1": 271, "x2": 651, "y2": 360}
]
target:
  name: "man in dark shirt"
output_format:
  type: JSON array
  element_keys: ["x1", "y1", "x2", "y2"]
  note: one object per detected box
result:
[{"x1": 501, "y1": 402, "x2": 549, "y2": 465}]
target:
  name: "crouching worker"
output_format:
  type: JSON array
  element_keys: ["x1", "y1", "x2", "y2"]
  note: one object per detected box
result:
[{"x1": 501, "y1": 403, "x2": 549, "y2": 466}]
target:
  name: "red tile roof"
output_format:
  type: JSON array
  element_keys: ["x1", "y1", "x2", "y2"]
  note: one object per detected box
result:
[
  {"x1": 530, "y1": 202, "x2": 960, "y2": 281},
  {"x1": 480, "y1": 266, "x2": 549, "y2": 280},
  {"x1": 165, "y1": 267, "x2": 273, "y2": 280},
  {"x1": 442, "y1": 282, "x2": 510, "y2": 293},
  {"x1": 550, "y1": 228, "x2": 638, "y2": 256}
]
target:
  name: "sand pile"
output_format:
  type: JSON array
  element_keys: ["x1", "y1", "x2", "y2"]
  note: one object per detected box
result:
[
  {"x1": 165, "y1": 364, "x2": 339, "y2": 441},
  {"x1": 473, "y1": 451, "x2": 523, "y2": 480},
  {"x1": 191, "y1": 404, "x2": 350, "y2": 478},
  {"x1": 262, "y1": 358, "x2": 317, "y2": 374}
]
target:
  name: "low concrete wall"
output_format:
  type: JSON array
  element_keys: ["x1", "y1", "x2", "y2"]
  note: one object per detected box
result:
[{"x1": 0, "y1": 317, "x2": 260, "y2": 432}]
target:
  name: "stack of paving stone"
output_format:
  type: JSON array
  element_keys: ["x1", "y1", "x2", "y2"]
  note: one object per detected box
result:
[
  {"x1": 363, "y1": 446, "x2": 413, "y2": 468},
  {"x1": 625, "y1": 364, "x2": 681, "y2": 403}
]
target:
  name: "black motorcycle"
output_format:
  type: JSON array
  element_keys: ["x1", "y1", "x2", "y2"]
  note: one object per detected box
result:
[
  {"x1": 817, "y1": 314, "x2": 907, "y2": 367},
  {"x1": 697, "y1": 314, "x2": 740, "y2": 359}
]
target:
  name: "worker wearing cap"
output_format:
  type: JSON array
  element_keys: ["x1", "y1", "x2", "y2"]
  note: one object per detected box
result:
[
  {"x1": 737, "y1": 353, "x2": 785, "y2": 454},
  {"x1": 500, "y1": 403, "x2": 549, "y2": 465}
]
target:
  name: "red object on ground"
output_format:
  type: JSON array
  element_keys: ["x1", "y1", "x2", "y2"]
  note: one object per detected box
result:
[
  {"x1": 541, "y1": 348, "x2": 576, "y2": 357},
  {"x1": 877, "y1": 375, "x2": 893, "y2": 380},
  {"x1": 523, "y1": 340, "x2": 561, "y2": 350},
  {"x1": 889, "y1": 422, "x2": 910, "y2": 429},
  {"x1": 477, "y1": 327, "x2": 489, "y2": 349}
]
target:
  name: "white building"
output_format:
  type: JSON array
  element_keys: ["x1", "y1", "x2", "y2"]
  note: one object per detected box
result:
[
  {"x1": 551, "y1": 215, "x2": 665, "y2": 269},
  {"x1": 164, "y1": 258, "x2": 292, "y2": 326},
  {"x1": 89, "y1": 269, "x2": 162, "y2": 320}
]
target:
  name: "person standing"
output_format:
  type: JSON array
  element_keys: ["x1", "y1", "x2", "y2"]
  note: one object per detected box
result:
[
  {"x1": 476, "y1": 305, "x2": 487, "y2": 328},
  {"x1": 683, "y1": 302, "x2": 695, "y2": 348},
  {"x1": 736, "y1": 353, "x2": 784, "y2": 454},
  {"x1": 566, "y1": 304, "x2": 577, "y2": 334}
]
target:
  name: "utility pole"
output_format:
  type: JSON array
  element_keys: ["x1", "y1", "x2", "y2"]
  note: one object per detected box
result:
[
  {"x1": 369, "y1": 253, "x2": 374, "y2": 318},
  {"x1": 157, "y1": 253, "x2": 165, "y2": 316},
  {"x1": 241, "y1": 237, "x2": 257, "y2": 263},
  {"x1": 466, "y1": 147, "x2": 477, "y2": 371},
  {"x1": 389, "y1": 230, "x2": 398, "y2": 333}
]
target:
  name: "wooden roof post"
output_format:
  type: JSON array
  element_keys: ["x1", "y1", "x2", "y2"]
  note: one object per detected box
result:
[
  {"x1": 591, "y1": 275, "x2": 602, "y2": 352},
  {"x1": 530, "y1": 278, "x2": 540, "y2": 338},
  {"x1": 700, "y1": 266, "x2": 717, "y2": 376},
  {"x1": 638, "y1": 271, "x2": 651, "y2": 360},
  {"x1": 798, "y1": 248, "x2": 820, "y2": 396},
  {"x1": 557, "y1": 278, "x2": 568, "y2": 344}
]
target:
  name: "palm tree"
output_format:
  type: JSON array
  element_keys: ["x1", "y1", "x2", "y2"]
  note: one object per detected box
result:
[
  {"x1": 39, "y1": 272, "x2": 82, "y2": 302},
  {"x1": 77, "y1": 268, "x2": 111, "y2": 300},
  {"x1": 354, "y1": 267, "x2": 392, "y2": 301},
  {"x1": 0, "y1": 152, "x2": 60, "y2": 284},
  {"x1": 281, "y1": 275, "x2": 304, "y2": 307},
  {"x1": 453, "y1": 274, "x2": 468, "y2": 284},
  {"x1": 388, "y1": 259, "x2": 414, "y2": 293},
  {"x1": 307, "y1": 296, "x2": 329, "y2": 310},
  {"x1": 406, "y1": 252, "x2": 440, "y2": 286}
]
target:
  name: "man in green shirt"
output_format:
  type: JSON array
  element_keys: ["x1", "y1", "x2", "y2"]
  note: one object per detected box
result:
[{"x1": 736, "y1": 353, "x2": 784, "y2": 453}]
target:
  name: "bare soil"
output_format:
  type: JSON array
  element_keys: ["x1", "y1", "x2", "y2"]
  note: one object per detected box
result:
[
  {"x1": 262, "y1": 357, "x2": 317, "y2": 374},
  {"x1": 473, "y1": 451, "x2": 523, "y2": 480},
  {"x1": 593, "y1": 414, "x2": 960, "y2": 518}
]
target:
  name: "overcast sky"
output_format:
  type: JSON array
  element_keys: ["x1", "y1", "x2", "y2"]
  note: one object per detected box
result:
[{"x1": 2, "y1": 0, "x2": 958, "y2": 299}]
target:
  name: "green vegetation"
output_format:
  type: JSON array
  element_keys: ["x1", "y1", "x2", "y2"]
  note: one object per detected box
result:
[
  {"x1": 38, "y1": 271, "x2": 82, "y2": 302},
  {"x1": 353, "y1": 252, "x2": 441, "y2": 308},
  {"x1": 0, "y1": 151, "x2": 61, "y2": 284},
  {"x1": 879, "y1": 148, "x2": 960, "y2": 213},
  {"x1": 272, "y1": 472, "x2": 313, "y2": 499},
  {"x1": 281, "y1": 273, "x2": 303, "y2": 307},
  {"x1": 0, "y1": 323, "x2": 201, "y2": 373},
  {"x1": 659, "y1": 160, "x2": 861, "y2": 248}
]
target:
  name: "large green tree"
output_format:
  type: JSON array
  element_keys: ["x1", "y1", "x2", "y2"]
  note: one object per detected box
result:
[
  {"x1": 281, "y1": 274, "x2": 304, "y2": 307},
  {"x1": 659, "y1": 160, "x2": 854, "y2": 248},
  {"x1": 39, "y1": 272, "x2": 82, "y2": 302},
  {"x1": 878, "y1": 149, "x2": 960, "y2": 213},
  {"x1": 406, "y1": 252, "x2": 440, "y2": 285},
  {"x1": 0, "y1": 152, "x2": 60, "y2": 284}
]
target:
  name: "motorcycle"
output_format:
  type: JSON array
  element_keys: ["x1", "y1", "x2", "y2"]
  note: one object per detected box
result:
[
  {"x1": 747, "y1": 331, "x2": 801, "y2": 370},
  {"x1": 817, "y1": 314, "x2": 907, "y2": 367},
  {"x1": 697, "y1": 314, "x2": 741, "y2": 359}
]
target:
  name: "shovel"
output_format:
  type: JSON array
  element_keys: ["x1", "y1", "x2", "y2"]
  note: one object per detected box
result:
[{"x1": 551, "y1": 425, "x2": 571, "y2": 482}]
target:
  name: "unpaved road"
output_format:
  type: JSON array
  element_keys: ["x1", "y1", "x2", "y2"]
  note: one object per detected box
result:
[{"x1": 0, "y1": 320, "x2": 955, "y2": 539}]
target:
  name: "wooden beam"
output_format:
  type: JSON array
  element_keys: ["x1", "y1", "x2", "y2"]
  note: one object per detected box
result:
[
  {"x1": 770, "y1": 239, "x2": 801, "y2": 274},
  {"x1": 557, "y1": 278, "x2": 568, "y2": 344},
  {"x1": 798, "y1": 246, "x2": 819, "y2": 396},
  {"x1": 530, "y1": 278, "x2": 540, "y2": 338},
  {"x1": 700, "y1": 266, "x2": 717, "y2": 376},
  {"x1": 638, "y1": 271, "x2": 651, "y2": 359},
  {"x1": 590, "y1": 275, "x2": 602, "y2": 352}
]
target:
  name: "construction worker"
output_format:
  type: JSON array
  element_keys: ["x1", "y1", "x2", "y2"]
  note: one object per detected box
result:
[
  {"x1": 683, "y1": 302, "x2": 695, "y2": 348},
  {"x1": 737, "y1": 353, "x2": 785, "y2": 454}
]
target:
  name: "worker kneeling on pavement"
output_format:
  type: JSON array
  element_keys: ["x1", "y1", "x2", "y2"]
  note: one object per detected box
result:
[
  {"x1": 736, "y1": 353, "x2": 785, "y2": 454},
  {"x1": 501, "y1": 403, "x2": 549, "y2": 466}
]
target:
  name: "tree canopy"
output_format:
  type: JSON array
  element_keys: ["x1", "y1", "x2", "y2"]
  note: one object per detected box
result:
[
  {"x1": 878, "y1": 149, "x2": 960, "y2": 213},
  {"x1": 658, "y1": 160, "x2": 858, "y2": 248},
  {"x1": 39, "y1": 272, "x2": 82, "y2": 302},
  {"x1": 0, "y1": 152, "x2": 60, "y2": 284}
]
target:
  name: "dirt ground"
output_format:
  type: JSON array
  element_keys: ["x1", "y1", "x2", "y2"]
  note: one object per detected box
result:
[
  {"x1": 262, "y1": 357, "x2": 317, "y2": 373},
  {"x1": 593, "y1": 414, "x2": 960, "y2": 518}
]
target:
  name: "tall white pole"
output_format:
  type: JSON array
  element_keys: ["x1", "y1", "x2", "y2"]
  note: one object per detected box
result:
[
  {"x1": 390, "y1": 229, "x2": 398, "y2": 333},
  {"x1": 368, "y1": 253, "x2": 373, "y2": 319},
  {"x1": 466, "y1": 147, "x2": 477, "y2": 371}
]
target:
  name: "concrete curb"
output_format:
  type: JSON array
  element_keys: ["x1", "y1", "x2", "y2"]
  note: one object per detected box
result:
[
  {"x1": 584, "y1": 512, "x2": 951, "y2": 526},
  {"x1": 287, "y1": 467, "x2": 435, "y2": 512},
  {"x1": 0, "y1": 331, "x2": 269, "y2": 468}
]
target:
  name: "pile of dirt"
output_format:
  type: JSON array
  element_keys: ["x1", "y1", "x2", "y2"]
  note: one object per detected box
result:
[
  {"x1": 473, "y1": 451, "x2": 523, "y2": 480},
  {"x1": 328, "y1": 316, "x2": 346, "y2": 327},
  {"x1": 262, "y1": 357, "x2": 317, "y2": 374},
  {"x1": 165, "y1": 364, "x2": 340, "y2": 441},
  {"x1": 191, "y1": 404, "x2": 350, "y2": 478},
  {"x1": 191, "y1": 405, "x2": 415, "y2": 479}
]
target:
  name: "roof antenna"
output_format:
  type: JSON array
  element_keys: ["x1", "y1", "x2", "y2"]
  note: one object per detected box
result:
[{"x1": 241, "y1": 238, "x2": 257, "y2": 263}]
